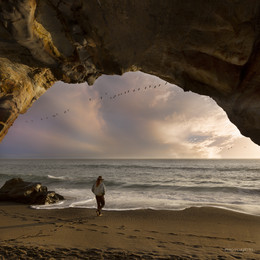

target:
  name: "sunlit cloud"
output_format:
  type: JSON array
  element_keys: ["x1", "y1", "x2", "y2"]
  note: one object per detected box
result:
[{"x1": 0, "y1": 71, "x2": 260, "y2": 158}]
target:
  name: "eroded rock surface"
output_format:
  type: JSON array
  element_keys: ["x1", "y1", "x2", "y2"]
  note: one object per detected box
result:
[
  {"x1": 0, "y1": 178, "x2": 64, "y2": 205},
  {"x1": 0, "y1": 0, "x2": 260, "y2": 144}
]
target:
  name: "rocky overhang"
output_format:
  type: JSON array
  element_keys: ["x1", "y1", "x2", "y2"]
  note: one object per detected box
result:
[{"x1": 0, "y1": 0, "x2": 260, "y2": 145}]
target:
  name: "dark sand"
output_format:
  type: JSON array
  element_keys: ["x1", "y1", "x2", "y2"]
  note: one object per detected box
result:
[{"x1": 0, "y1": 202, "x2": 259, "y2": 259}]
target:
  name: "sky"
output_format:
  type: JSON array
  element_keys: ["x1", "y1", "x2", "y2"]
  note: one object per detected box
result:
[{"x1": 1, "y1": 71, "x2": 260, "y2": 159}]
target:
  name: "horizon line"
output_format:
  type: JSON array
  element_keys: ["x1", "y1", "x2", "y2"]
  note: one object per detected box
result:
[{"x1": 0, "y1": 157, "x2": 260, "y2": 160}]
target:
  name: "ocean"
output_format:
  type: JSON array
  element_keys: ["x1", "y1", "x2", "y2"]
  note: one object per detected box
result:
[{"x1": 0, "y1": 159, "x2": 259, "y2": 216}]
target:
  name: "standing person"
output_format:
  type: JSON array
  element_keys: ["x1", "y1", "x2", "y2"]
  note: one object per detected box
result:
[{"x1": 92, "y1": 176, "x2": 106, "y2": 216}]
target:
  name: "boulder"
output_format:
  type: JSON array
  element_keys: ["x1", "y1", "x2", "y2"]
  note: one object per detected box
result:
[{"x1": 0, "y1": 178, "x2": 64, "y2": 205}]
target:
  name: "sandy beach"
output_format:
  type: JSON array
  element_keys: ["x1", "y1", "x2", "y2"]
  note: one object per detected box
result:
[{"x1": 0, "y1": 203, "x2": 259, "y2": 259}]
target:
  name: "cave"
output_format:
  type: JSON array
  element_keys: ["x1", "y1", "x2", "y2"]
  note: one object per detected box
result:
[{"x1": 1, "y1": 0, "x2": 260, "y2": 145}]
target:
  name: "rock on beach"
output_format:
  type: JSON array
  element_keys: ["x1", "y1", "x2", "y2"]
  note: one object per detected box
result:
[{"x1": 0, "y1": 178, "x2": 64, "y2": 205}]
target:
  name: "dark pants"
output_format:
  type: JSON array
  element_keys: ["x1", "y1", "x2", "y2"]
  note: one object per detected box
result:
[{"x1": 96, "y1": 195, "x2": 105, "y2": 211}]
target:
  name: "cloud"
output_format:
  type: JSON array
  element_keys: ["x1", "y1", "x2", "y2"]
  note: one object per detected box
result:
[{"x1": 0, "y1": 71, "x2": 260, "y2": 158}]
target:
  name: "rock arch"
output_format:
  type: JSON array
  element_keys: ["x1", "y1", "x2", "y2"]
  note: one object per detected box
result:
[{"x1": 1, "y1": 0, "x2": 260, "y2": 144}]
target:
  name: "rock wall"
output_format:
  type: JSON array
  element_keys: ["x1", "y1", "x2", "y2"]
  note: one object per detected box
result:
[{"x1": 0, "y1": 0, "x2": 260, "y2": 144}]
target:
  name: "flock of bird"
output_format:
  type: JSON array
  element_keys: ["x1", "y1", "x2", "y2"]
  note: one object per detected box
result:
[
  {"x1": 24, "y1": 109, "x2": 70, "y2": 124},
  {"x1": 89, "y1": 81, "x2": 168, "y2": 101},
  {"x1": 24, "y1": 81, "x2": 169, "y2": 124}
]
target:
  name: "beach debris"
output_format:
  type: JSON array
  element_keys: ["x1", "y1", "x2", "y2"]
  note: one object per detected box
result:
[{"x1": 0, "y1": 178, "x2": 64, "y2": 205}]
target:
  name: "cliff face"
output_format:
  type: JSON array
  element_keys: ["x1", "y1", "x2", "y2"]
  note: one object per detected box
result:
[{"x1": 1, "y1": 0, "x2": 260, "y2": 145}]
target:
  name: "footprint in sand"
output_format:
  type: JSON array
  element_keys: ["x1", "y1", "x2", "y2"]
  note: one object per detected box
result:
[
  {"x1": 67, "y1": 226, "x2": 75, "y2": 229},
  {"x1": 192, "y1": 245, "x2": 202, "y2": 248},
  {"x1": 88, "y1": 229, "x2": 97, "y2": 232},
  {"x1": 150, "y1": 231, "x2": 159, "y2": 234},
  {"x1": 117, "y1": 232, "x2": 124, "y2": 235},
  {"x1": 118, "y1": 225, "x2": 125, "y2": 230},
  {"x1": 146, "y1": 237, "x2": 155, "y2": 240},
  {"x1": 157, "y1": 245, "x2": 166, "y2": 248},
  {"x1": 56, "y1": 225, "x2": 63, "y2": 228},
  {"x1": 128, "y1": 235, "x2": 137, "y2": 239},
  {"x1": 158, "y1": 241, "x2": 167, "y2": 246},
  {"x1": 168, "y1": 232, "x2": 178, "y2": 236},
  {"x1": 134, "y1": 229, "x2": 140, "y2": 232},
  {"x1": 171, "y1": 241, "x2": 185, "y2": 245},
  {"x1": 242, "y1": 240, "x2": 254, "y2": 244}
]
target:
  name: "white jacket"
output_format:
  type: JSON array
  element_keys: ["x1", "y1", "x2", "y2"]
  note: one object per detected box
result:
[{"x1": 92, "y1": 182, "x2": 106, "y2": 196}]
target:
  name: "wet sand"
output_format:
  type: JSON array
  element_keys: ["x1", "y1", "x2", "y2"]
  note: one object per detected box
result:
[{"x1": 0, "y1": 202, "x2": 259, "y2": 259}]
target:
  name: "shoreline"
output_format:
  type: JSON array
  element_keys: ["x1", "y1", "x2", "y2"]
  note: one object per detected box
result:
[
  {"x1": 31, "y1": 198, "x2": 260, "y2": 217},
  {"x1": 0, "y1": 202, "x2": 259, "y2": 259}
]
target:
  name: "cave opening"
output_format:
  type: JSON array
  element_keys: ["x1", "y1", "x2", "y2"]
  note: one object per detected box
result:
[{"x1": 0, "y1": 71, "x2": 259, "y2": 159}]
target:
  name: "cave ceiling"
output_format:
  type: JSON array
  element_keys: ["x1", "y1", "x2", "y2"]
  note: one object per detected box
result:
[{"x1": 0, "y1": 0, "x2": 260, "y2": 145}]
